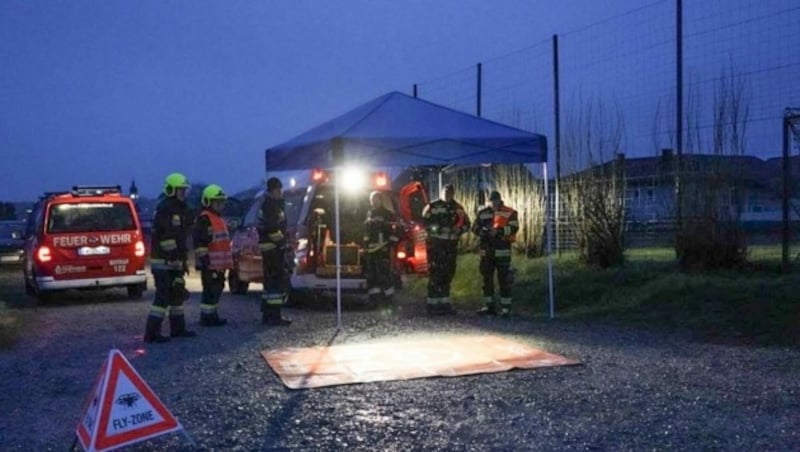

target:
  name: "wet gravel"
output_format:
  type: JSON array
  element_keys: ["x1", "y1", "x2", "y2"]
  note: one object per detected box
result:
[{"x1": 0, "y1": 267, "x2": 798, "y2": 451}]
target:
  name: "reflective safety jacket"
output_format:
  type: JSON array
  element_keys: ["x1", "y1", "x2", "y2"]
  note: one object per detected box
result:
[
  {"x1": 422, "y1": 199, "x2": 471, "y2": 241},
  {"x1": 364, "y1": 206, "x2": 398, "y2": 253},
  {"x1": 257, "y1": 194, "x2": 287, "y2": 253},
  {"x1": 150, "y1": 196, "x2": 190, "y2": 270},
  {"x1": 193, "y1": 209, "x2": 233, "y2": 270},
  {"x1": 472, "y1": 203, "x2": 519, "y2": 250}
]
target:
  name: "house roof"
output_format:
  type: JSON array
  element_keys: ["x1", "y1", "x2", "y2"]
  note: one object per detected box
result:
[{"x1": 580, "y1": 153, "x2": 781, "y2": 189}]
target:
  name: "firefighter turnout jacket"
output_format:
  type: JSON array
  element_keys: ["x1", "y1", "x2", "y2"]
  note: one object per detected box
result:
[
  {"x1": 193, "y1": 208, "x2": 234, "y2": 271},
  {"x1": 150, "y1": 196, "x2": 190, "y2": 271},
  {"x1": 364, "y1": 206, "x2": 399, "y2": 253},
  {"x1": 258, "y1": 194, "x2": 287, "y2": 252},
  {"x1": 422, "y1": 199, "x2": 470, "y2": 240}
]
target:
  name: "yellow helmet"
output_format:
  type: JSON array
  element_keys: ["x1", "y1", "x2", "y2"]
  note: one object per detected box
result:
[
  {"x1": 163, "y1": 172, "x2": 190, "y2": 196},
  {"x1": 202, "y1": 184, "x2": 227, "y2": 207}
]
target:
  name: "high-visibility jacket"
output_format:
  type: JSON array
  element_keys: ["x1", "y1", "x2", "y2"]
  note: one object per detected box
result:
[
  {"x1": 472, "y1": 204, "x2": 519, "y2": 249},
  {"x1": 194, "y1": 209, "x2": 234, "y2": 270}
]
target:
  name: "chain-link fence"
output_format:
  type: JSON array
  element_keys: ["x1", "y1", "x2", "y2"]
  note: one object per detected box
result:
[{"x1": 411, "y1": 0, "x2": 800, "y2": 262}]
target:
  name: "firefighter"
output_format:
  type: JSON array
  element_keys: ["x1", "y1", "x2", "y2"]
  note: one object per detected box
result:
[
  {"x1": 258, "y1": 177, "x2": 291, "y2": 326},
  {"x1": 193, "y1": 184, "x2": 232, "y2": 327},
  {"x1": 364, "y1": 190, "x2": 399, "y2": 303},
  {"x1": 472, "y1": 190, "x2": 519, "y2": 317},
  {"x1": 421, "y1": 183, "x2": 470, "y2": 315},
  {"x1": 143, "y1": 172, "x2": 196, "y2": 343}
]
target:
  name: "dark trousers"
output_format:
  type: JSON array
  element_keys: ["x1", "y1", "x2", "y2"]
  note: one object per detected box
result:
[
  {"x1": 427, "y1": 238, "x2": 458, "y2": 300},
  {"x1": 200, "y1": 269, "x2": 225, "y2": 317},
  {"x1": 146, "y1": 268, "x2": 188, "y2": 336},
  {"x1": 151, "y1": 269, "x2": 185, "y2": 313},
  {"x1": 479, "y1": 249, "x2": 512, "y2": 299},
  {"x1": 261, "y1": 249, "x2": 286, "y2": 308},
  {"x1": 365, "y1": 248, "x2": 392, "y2": 295}
]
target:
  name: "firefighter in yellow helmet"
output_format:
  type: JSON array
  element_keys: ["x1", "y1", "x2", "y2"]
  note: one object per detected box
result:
[
  {"x1": 143, "y1": 172, "x2": 195, "y2": 343},
  {"x1": 471, "y1": 190, "x2": 519, "y2": 317},
  {"x1": 257, "y1": 177, "x2": 291, "y2": 325},
  {"x1": 192, "y1": 184, "x2": 233, "y2": 327}
]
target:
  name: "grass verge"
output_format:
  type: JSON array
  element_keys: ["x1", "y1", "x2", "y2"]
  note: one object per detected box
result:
[{"x1": 404, "y1": 245, "x2": 800, "y2": 346}]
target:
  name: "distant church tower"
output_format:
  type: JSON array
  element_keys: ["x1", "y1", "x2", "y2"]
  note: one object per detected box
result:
[{"x1": 129, "y1": 179, "x2": 139, "y2": 201}]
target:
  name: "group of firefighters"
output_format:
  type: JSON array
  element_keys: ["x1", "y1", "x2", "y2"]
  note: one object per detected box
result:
[{"x1": 142, "y1": 172, "x2": 519, "y2": 344}]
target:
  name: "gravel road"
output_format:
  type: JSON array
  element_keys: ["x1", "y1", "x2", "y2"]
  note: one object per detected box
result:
[{"x1": 0, "y1": 266, "x2": 798, "y2": 451}]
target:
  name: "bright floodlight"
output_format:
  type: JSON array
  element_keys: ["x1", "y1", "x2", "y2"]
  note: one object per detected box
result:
[{"x1": 340, "y1": 166, "x2": 367, "y2": 194}]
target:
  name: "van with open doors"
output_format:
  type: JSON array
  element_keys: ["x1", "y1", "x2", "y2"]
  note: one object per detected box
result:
[{"x1": 228, "y1": 168, "x2": 429, "y2": 303}]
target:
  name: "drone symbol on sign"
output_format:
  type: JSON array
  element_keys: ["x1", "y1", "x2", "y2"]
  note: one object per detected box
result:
[{"x1": 115, "y1": 393, "x2": 140, "y2": 409}]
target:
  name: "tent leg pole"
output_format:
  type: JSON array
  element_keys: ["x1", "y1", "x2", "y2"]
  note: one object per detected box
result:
[{"x1": 335, "y1": 167, "x2": 342, "y2": 330}]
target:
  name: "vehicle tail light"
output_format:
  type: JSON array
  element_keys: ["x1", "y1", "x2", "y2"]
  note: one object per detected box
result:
[
  {"x1": 396, "y1": 250, "x2": 407, "y2": 259},
  {"x1": 375, "y1": 171, "x2": 388, "y2": 188},
  {"x1": 37, "y1": 246, "x2": 52, "y2": 263},
  {"x1": 134, "y1": 240, "x2": 146, "y2": 257},
  {"x1": 311, "y1": 168, "x2": 326, "y2": 182}
]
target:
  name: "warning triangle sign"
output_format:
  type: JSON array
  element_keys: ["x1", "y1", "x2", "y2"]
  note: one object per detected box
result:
[{"x1": 75, "y1": 349, "x2": 182, "y2": 451}]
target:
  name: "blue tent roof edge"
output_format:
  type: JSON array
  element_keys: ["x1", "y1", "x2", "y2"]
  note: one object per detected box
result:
[{"x1": 265, "y1": 91, "x2": 548, "y2": 171}]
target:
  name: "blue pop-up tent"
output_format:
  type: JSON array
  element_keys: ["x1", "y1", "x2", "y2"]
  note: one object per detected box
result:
[{"x1": 264, "y1": 91, "x2": 553, "y2": 327}]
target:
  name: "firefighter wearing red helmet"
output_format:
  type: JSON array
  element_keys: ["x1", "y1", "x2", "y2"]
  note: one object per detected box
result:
[
  {"x1": 143, "y1": 172, "x2": 196, "y2": 343},
  {"x1": 192, "y1": 184, "x2": 233, "y2": 327},
  {"x1": 421, "y1": 183, "x2": 470, "y2": 315},
  {"x1": 257, "y1": 177, "x2": 291, "y2": 326},
  {"x1": 472, "y1": 190, "x2": 519, "y2": 317},
  {"x1": 364, "y1": 190, "x2": 399, "y2": 303}
]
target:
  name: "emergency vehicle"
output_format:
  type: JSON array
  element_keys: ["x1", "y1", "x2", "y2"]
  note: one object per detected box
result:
[
  {"x1": 22, "y1": 185, "x2": 148, "y2": 302},
  {"x1": 228, "y1": 168, "x2": 429, "y2": 300}
]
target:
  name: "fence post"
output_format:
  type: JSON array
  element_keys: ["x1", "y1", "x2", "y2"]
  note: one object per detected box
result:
[{"x1": 552, "y1": 34, "x2": 561, "y2": 255}]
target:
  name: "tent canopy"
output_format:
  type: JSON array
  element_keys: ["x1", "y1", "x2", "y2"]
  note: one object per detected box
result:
[{"x1": 265, "y1": 91, "x2": 547, "y2": 171}]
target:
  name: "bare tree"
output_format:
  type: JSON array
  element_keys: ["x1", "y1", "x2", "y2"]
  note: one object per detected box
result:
[
  {"x1": 562, "y1": 96, "x2": 627, "y2": 268},
  {"x1": 677, "y1": 65, "x2": 750, "y2": 270}
]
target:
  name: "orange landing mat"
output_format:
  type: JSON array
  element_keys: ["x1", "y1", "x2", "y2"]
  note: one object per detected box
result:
[{"x1": 262, "y1": 334, "x2": 580, "y2": 389}]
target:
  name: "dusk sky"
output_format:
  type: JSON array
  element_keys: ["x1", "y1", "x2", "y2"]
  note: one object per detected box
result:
[
  {"x1": 2, "y1": 1, "x2": 795, "y2": 202},
  {"x1": 0, "y1": 0, "x2": 652, "y2": 202}
]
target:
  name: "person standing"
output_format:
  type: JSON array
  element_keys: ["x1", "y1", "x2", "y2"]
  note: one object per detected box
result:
[
  {"x1": 143, "y1": 173, "x2": 196, "y2": 343},
  {"x1": 258, "y1": 177, "x2": 291, "y2": 326},
  {"x1": 364, "y1": 190, "x2": 398, "y2": 303},
  {"x1": 472, "y1": 190, "x2": 519, "y2": 317},
  {"x1": 193, "y1": 184, "x2": 233, "y2": 327},
  {"x1": 421, "y1": 183, "x2": 470, "y2": 315}
]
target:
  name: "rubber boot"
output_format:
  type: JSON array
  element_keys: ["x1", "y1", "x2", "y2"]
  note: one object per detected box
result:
[
  {"x1": 143, "y1": 316, "x2": 170, "y2": 343},
  {"x1": 169, "y1": 315, "x2": 197, "y2": 338},
  {"x1": 265, "y1": 305, "x2": 291, "y2": 326},
  {"x1": 261, "y1": 300, "x2": 270, "y2": 325},
  {"x1": 201, "y1": 312, "x2": 228, "y2": 327}
]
